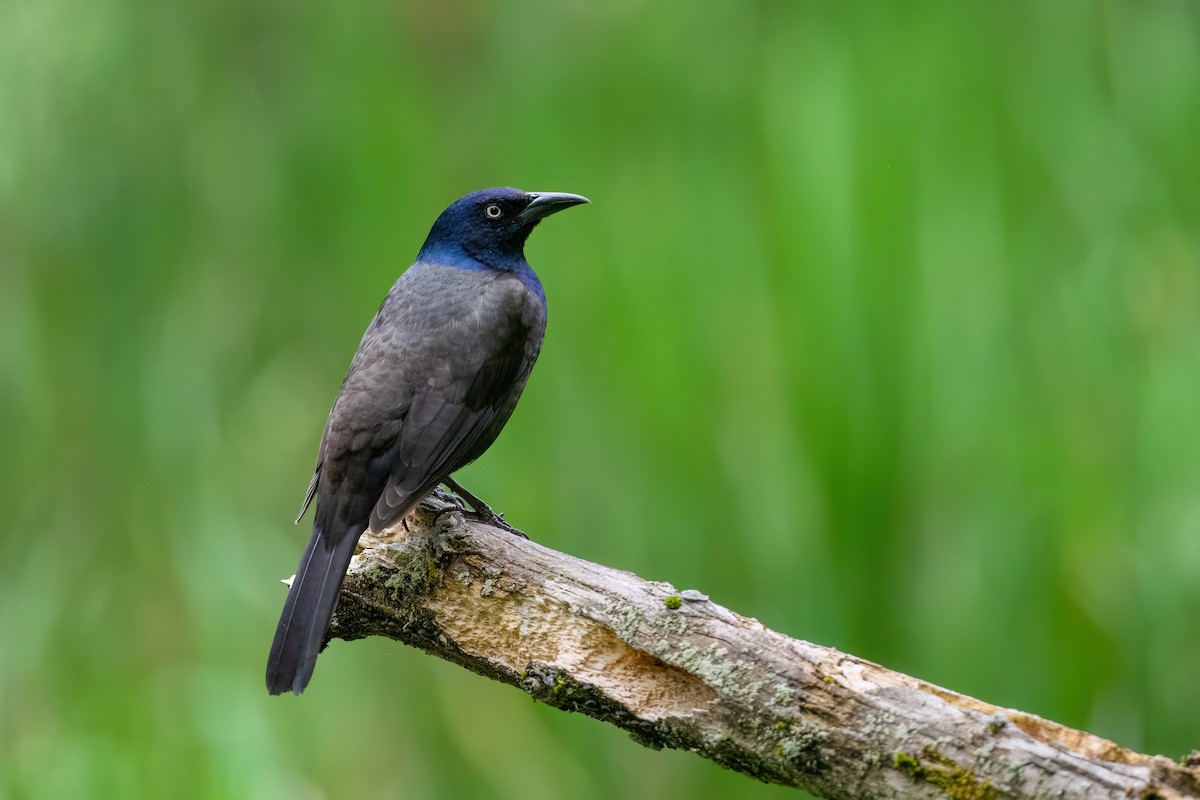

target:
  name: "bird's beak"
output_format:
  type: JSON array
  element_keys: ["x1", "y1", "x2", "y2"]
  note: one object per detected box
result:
[{"x1": 519, "y1": 191, "x2": 590, "y2": 225}]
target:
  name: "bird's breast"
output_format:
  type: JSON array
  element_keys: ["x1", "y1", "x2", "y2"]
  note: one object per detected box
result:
[{"x1": 348, "y1": 264, "x2": 543, "y2": 387}]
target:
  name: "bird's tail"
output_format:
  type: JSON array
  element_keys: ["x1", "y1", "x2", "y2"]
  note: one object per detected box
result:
[{"x1": 265, "y1": 522, "x2": 363, "y2": 695}]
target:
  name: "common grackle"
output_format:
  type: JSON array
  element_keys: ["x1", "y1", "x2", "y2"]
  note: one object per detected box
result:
[{"x1": 266, "y1": 187, "x2": 589, "y2": 695}]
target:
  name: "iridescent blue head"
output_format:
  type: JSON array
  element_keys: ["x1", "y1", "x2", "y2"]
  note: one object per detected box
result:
[{"x1": 418, "y1": 187, "x2": 589, "y2": 272}]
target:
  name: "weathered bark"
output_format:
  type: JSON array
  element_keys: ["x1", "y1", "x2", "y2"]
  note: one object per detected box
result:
[{"x1": 323, "y1": 490, "x2": 1200, "y2": 800}]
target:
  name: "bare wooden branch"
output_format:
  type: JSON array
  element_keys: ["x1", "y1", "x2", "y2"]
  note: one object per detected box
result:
[{"x1": 324, "y1": 490, "x2": 1200, "y2": 800}]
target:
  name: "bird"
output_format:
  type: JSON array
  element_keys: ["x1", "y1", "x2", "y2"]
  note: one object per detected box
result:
[{"x1": 266, "y1": 187, "x2": 589, "y2": 696}]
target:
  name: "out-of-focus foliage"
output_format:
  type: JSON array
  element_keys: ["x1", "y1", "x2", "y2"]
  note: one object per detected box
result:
[{"x1": 2, "y1": 1, "x2": 1198, "y2": 797}]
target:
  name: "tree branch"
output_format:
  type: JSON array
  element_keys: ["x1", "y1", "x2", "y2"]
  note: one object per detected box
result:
[{"x1": 323, "y1": 490, "x2": 1200, "y2": 799}]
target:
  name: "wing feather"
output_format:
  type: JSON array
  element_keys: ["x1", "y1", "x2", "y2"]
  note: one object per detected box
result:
[{"x1": 369, "y1": 343, "x2": 530, "y2": 531}]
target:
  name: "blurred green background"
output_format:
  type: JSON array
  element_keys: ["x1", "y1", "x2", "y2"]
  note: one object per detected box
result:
[{"x1": 2, "y1": 0, "x2": 1198, "y2": 797}]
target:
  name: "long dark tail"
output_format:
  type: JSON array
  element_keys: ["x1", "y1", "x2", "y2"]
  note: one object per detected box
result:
[{"x1": 265, "y1": 521, "x2": 364, "y2": 695}]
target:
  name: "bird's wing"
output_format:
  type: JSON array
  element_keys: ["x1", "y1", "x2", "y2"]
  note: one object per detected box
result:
[
  {"x1": 295, "y1": 391, "x2": 341, "y2": 523},
  {"x1": 295, "y1": 462, "x2": 320, "y2": 524},
  {"x1": 294, "y1": 270, "x2": 424, "y2": 527},
  {"x1": 368, "y1": 330, "x2": 532, "y2": 532}
]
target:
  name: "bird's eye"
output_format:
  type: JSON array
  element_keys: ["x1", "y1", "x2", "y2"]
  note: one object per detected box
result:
[{"x1": 485, "y1": 204, "x2": 503, "y2": 219}]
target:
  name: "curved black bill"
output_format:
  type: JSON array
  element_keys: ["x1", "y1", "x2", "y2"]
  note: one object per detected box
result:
[{"x1": 519, "y1": 191, "x2": 590, "y2": 224}]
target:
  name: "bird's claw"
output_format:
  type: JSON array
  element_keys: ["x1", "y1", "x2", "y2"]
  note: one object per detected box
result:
[
  {"x1": 442, "y1": 477, "x2": 528, "y2": 538},
  {"x1": 464, "y1": 507, "x2": 528, "y2": 539}
]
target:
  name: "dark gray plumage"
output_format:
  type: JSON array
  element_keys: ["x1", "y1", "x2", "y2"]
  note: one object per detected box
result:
[{"x1": 266, "y1": 187, "x2": 588, "y2": 695}]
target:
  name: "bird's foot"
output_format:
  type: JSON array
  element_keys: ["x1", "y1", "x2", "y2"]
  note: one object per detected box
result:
[
  {"x1": 442, "y1": 477, "x2": 529, "y2": 539},
  {"x1": 464, "y1": 507, "x2": 528, "y2": 539}
]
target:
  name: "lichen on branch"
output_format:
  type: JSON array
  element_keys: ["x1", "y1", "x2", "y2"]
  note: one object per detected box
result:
[{"x1": 318, "y1": 491, "x2": 1200, "y2": 800}]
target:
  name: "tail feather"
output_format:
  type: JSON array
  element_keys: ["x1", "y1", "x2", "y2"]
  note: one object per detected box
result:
[{"x1": 265, "y1": 523, "x2": 364, "y2": 695}]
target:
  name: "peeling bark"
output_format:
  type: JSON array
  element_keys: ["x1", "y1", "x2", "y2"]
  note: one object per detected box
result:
[{"x1": 320, "y1": 491, "x2": 1200, "y2": 799}]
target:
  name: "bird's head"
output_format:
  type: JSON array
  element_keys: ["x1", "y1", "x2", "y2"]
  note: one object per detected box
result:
[{"x1": 418, "y1": 187, "x2": 589, "y2": 270}]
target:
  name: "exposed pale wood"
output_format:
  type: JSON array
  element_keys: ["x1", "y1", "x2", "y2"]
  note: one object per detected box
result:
[{"x1": 321, "y1": 490, "x2": 1200, "y2": 799}]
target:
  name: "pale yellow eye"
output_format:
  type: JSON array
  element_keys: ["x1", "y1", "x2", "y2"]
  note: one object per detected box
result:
[{"x1": 485, "y1": 204, "x2": 503, "y2": 219}]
